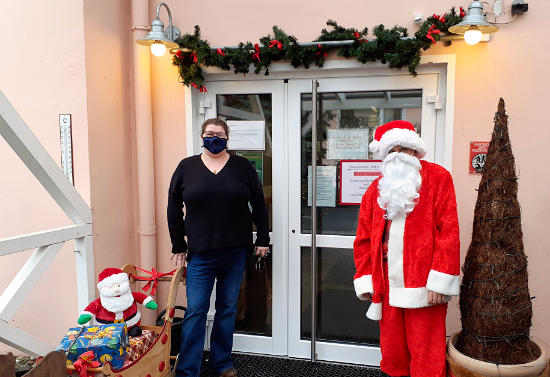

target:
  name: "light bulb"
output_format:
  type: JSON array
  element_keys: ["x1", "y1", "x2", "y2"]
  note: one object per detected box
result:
[
  {"x1": 464, "y1": 28, "x2": 482, "y2": 45},
  {"x1": 151, "y1": 42, "x2": 167, "y2": 56}
]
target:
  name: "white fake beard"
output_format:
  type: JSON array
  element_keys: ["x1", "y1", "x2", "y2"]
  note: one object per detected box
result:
[
  {"x1": 377, "y1": 152, "x2": 422, "y2": 220},
  {"x1": 100, "y1": 289, "x2": 134, "y2": 313}
]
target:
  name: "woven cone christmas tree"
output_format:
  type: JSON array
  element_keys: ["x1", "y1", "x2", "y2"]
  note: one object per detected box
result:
[{"x1": 456, "y1": 98, "x2": 540, "y2": 363}]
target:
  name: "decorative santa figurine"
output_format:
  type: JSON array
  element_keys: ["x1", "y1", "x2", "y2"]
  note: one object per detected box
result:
[
  {"x1": 353, "y1": 120, "x2": 460, "y2": 377},
  {"x1": 77, "y1": 268, "x2": 158, "y2": 336}
]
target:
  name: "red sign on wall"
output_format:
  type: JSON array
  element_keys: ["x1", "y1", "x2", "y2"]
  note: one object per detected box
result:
[{"x1": 470, "y1": 141, "x2": 490, "y2": 174}]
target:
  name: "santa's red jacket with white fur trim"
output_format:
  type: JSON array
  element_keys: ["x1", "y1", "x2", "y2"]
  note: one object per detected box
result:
[
  {"x1": 353, "y1": 160, "x2": 460, "y2": 320},
  {"x1": 81, "y1": 292, "x2": 152, "y2": 328}
]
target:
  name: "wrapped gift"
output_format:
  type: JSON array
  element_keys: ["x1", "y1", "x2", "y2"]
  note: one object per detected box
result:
[
  {"x1": 123, "y1": 330, "x2": 157, "y2": 367},
  {"x1": 58, "y1": 323, "x2": 128, "y2": 370}
]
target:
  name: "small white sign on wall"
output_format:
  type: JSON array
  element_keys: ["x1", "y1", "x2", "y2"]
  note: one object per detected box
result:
[
  {"x1": 227, "y1": 120, "x2": 265, "y2": 150},
  {"x1": 326, "y1": 128, "x2": 369, "y2": 160}
]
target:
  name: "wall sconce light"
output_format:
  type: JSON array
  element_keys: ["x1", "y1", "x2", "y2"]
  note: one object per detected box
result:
[
  {"x1": 136, "y1": 2, "x2": 180, "y2": 56},
  {"x1": 449, "y1": 0, "x2": 499, "y2": 45}
]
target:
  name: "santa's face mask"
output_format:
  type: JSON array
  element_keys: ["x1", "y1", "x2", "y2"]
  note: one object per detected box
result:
[{"x1": 377, "y1": 151, "x2": 422, "y2": 220}]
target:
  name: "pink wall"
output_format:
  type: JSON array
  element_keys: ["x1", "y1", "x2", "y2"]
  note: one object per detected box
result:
[
  {"x1": 150, "y1": 0, "x2": 550, "y2": 345},
  {"x1": 0, "y1": 0, "x2": 139, "y2": 354},
  {"x1": 0, "y1": 0, "x2": 90, "y2": 355}
]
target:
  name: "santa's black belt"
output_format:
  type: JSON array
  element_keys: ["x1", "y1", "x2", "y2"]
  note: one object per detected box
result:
[{"x1": 95, "y1": 311, "x2": 136, "y2": 324}]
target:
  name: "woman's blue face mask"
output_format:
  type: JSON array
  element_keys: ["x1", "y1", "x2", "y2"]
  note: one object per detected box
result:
[{"x1": 203, "y1": 136, "x2": 227, "y2": 154}]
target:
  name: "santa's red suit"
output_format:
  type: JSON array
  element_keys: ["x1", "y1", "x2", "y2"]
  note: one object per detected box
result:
[
  {"x1": 353, "y1": 120, "x2": 460, "y2": 377},
  {"x1": 82, "y1": 292, "x2": 152, "y2": 328}
]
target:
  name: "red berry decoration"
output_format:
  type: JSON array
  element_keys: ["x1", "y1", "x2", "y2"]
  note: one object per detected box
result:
[
  {"x1": 169, "y1": 308, "x2": 175, "y2": 318},
  {"x1": 162, "y1": 334, "x2": 168, "y2": 344},
  {"x1": 159, "y1": 361, "x2": 165, "y2": 372}
]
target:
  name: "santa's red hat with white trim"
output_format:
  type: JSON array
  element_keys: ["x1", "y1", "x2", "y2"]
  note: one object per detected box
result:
[
  {"x1": 96, "y1": 267, "x2": 129, "y2": 290},
  {"x1": 369, "y1": 120, "x2": 426, "y2": 159}
]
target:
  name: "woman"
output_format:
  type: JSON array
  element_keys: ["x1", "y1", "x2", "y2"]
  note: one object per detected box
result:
[{"x1": 167, "y1": 118, "x2": 270, "y2": 377}]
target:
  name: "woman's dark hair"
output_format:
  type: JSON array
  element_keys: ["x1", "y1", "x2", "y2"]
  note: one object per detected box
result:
[{"x1": 201, "y1": 118, "x2": 229, "y2": 136}]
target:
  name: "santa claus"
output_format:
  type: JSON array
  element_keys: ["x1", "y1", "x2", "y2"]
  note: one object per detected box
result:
[
  {"x1": 77, "y1": 268, "x2": 158, "y2": 336},
  {"x1": 353, "y1": 120, "x2": 460, "y2": 377}
]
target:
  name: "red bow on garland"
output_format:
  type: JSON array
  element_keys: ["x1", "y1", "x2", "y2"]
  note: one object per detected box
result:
[
  {"x1": 269, "y1": 40, "x2": 283, "y2": 50},
  {"x1": 426, "y1": 25, "x2": 441, "y2": 44},
  {"x1": 190, "y1": 51, "x2": 198, "y2": 63},
  {"x1": 459, "y1": 6, "x2": 466, "y2": 18},
  {"x1": 315, "y1": 44, "x2": 328, "y2": 57},
  {"x1": 353, "y1": 32, "x2": 368, "y2": 43},
  {"x1": 73, "y1": 351, "x2": 100, "y2": 377},
  {"x1": 132, "y1": 267, "x2": 176, "y2": 296},
  {"x1": 217, "y1": 48, "x2": 226, "y2": 56},
  {"x1": 432, "y1": 13, "x2": 446, "y2": 22},
  {"x1": 252, "y1": 43, "x2": 261, "y2": 62},
  {"x1": 175, "y1": 50, "x2": 184, "y2": 60}
]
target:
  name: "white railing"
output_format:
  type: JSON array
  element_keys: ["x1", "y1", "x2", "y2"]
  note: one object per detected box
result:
[{"x1": 0, "y1": 90, "x2": 94, "y2": 356}]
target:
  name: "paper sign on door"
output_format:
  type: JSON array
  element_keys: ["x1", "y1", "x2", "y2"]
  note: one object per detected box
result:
[{"x1": 340, "y1": 160, "x2": 382, "y2": 205}]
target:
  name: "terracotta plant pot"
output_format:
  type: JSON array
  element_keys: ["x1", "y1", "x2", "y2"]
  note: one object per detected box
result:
[{"x1": 447, "y1": 332, "x2": 548, "y2": 377}]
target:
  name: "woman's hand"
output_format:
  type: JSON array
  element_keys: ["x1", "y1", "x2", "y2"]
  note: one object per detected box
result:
[
  {"x1": 255, "y1": 246, "x2": 269, "y2": 258},
  {"x1": 428, "y1": 290, "x2": 445, "y2": 305},
  {"x1": 171, "y1": 253, "x2": 187, "y2": 268}
]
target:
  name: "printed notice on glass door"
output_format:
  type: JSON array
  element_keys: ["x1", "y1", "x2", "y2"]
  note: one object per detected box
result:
[
  {"x1": 326, "y1": 129, "x2": 369, "y2": 160},
  {"x1": 227, "y1": 120, "x2": 265, "y2": 150},
  {"x1": 307, "y1": 166, "x2": 337, "y2": 207},
  {"x1": 340, "y1": 160, "x2": 382, "y2": 205}
]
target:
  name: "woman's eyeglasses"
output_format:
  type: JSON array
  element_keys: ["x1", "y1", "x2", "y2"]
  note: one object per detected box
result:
[{"x1": 203, "y1": 131, "x2": 227, "y2": 138}]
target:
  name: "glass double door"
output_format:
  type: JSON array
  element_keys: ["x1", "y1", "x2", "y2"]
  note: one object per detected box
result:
[{"x1": 200, "y1": 73, "x2": 439, "y2": 365}]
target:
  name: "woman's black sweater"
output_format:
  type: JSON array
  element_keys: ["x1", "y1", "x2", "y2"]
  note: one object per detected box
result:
[{"x1": 167, "y1": 154, "x2": 270, "y2": 256}]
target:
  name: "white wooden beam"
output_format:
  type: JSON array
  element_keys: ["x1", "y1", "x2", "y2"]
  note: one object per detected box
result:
[
  {"x1": 0, "y1": 243, "x2": 64, "y2": 321},
  {"x1": 0, "y1": 224, "x2": 92, "y2": 256},
  {"x1": 0, "y1": 90, "x2": 92, "y2": 224},
  {"x1": 0, "y1": 319, "x2": 54, "y2": 357},
  {"x1": 75, "y1": 236, "x2": 95, "y2": 312}
]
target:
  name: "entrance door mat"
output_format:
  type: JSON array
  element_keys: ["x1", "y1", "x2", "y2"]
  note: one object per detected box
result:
[{"x1": 200, "y1": 351, "x2": 385, "y2": 377}]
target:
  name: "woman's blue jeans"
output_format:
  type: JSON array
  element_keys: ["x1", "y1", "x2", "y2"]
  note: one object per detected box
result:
[{"x1": 176, "y1": 247, "x2": 247, "y2": 377}]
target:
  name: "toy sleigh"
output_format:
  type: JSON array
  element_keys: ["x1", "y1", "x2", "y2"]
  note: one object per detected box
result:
[{"x1": 66, "y1": 265, "x2": 186, "y2": 377}]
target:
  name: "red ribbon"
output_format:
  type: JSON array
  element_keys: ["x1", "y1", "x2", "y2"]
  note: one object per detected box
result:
[
  {"x1": 190, "y1": 51, "x2": 198, "y2": 63},
  {"x1": 252, "y1": 43, "x2": 261, "y2": 62},
  {"x1": 315, "y1": 44, "x2": 328, "y2": 57},
  {"x1": 459, "y1": 6, "x2": 466, "y2": 18},
  {"x1": 132, "y1": 268, "x2": 176, "y2": 296},
  {"x1": 426, "y1": 25, "x2": 441, "y2": 44},
  {"x1": 199, "y1": 86, "x2": 207, "y2": 93},
  {"x1": 269, "y1": 40, "x2": 282, "y2": 50},
  {"x1": 73, "y1": 351, "x2": 100, "y2": 377},
  {"x1": 175, "y1": 50, "x2": 184, "y2": 60},
  {"x1": 216, "y1": 48, "x2": 225, "y2": 56}
]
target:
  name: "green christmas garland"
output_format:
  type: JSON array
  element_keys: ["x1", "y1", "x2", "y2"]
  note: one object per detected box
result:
[{"x1": 172, "y1": 6, "x2": 466, "y2": 90}]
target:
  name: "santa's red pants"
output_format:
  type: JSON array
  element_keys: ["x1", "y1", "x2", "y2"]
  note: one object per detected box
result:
[{"x1": 379, "y1": 264, "x2": 448, "y2": 377}]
